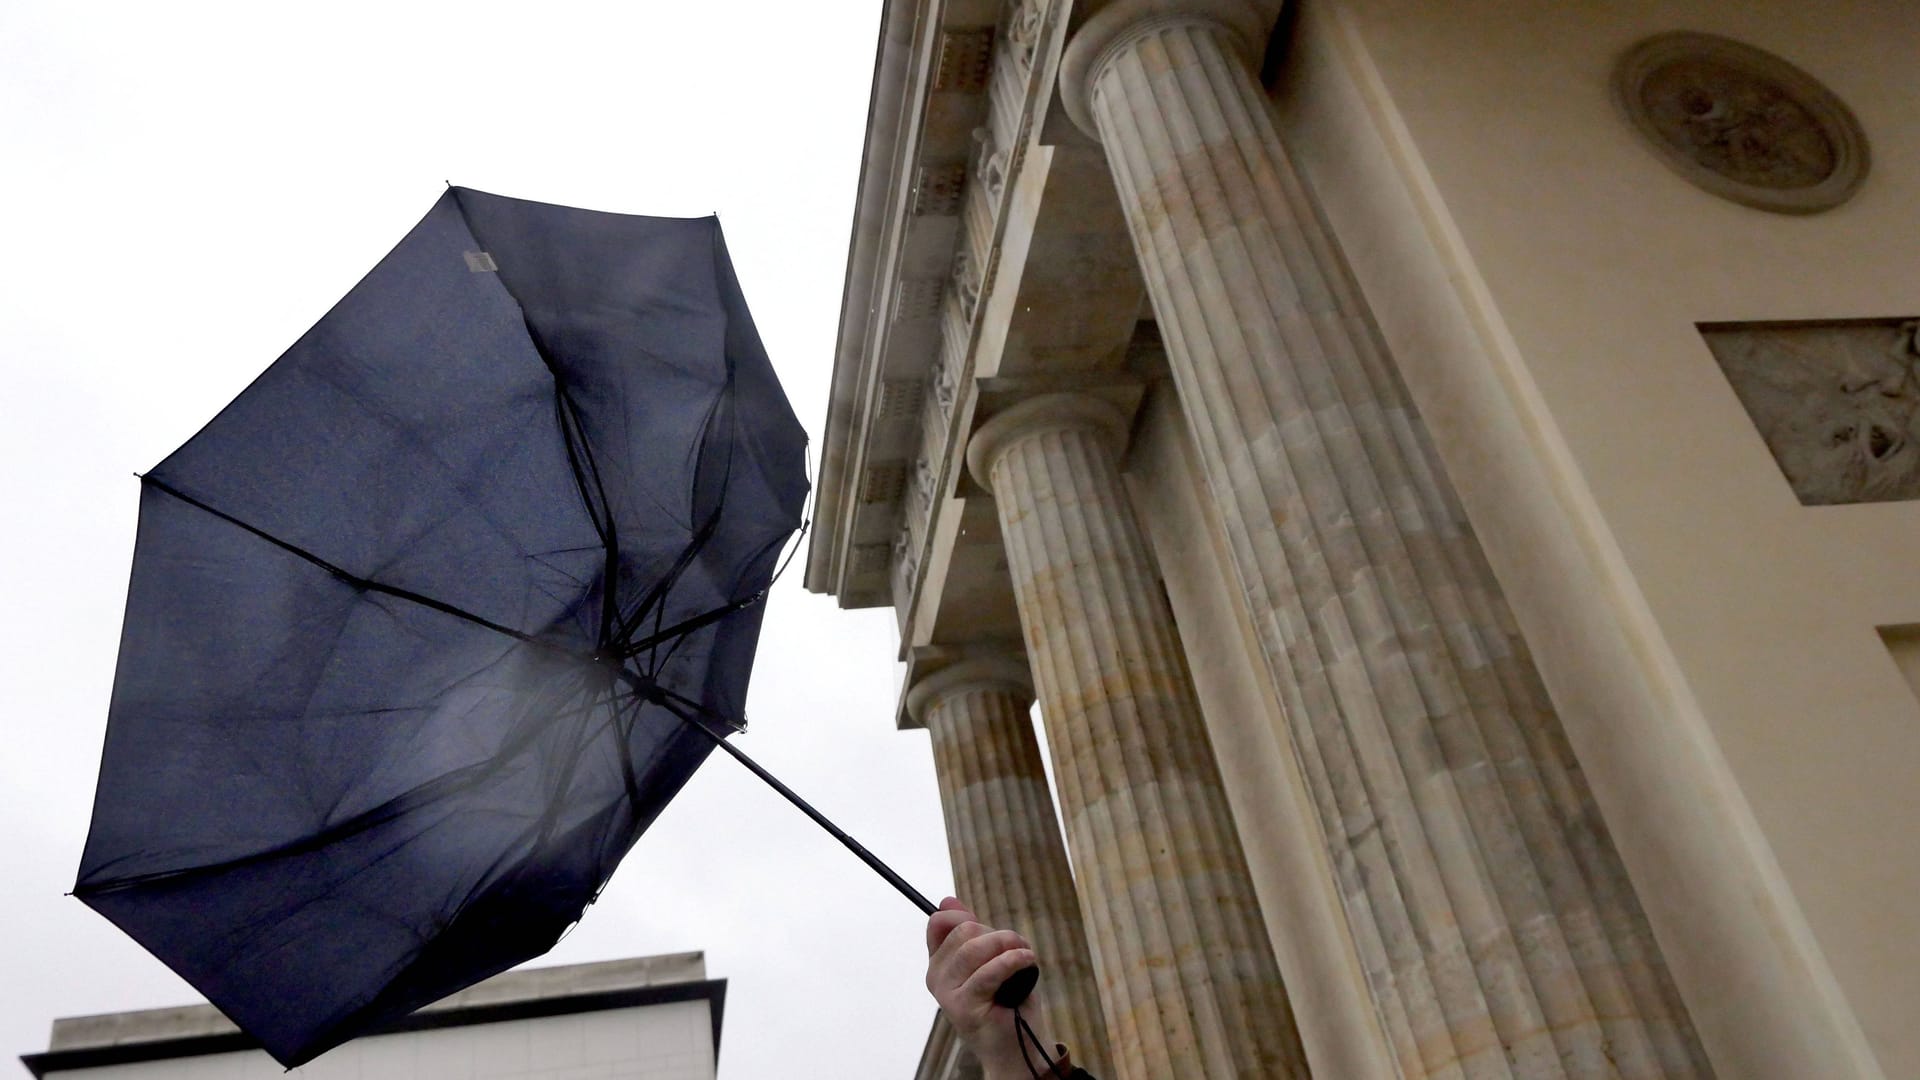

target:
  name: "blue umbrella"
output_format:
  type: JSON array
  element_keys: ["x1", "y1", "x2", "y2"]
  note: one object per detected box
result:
[{"x1": 72, "y1": 188, "x2": 957, "y2": 1067}]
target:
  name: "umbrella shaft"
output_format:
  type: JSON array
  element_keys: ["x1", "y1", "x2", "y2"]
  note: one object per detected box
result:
[{"x1": 674, "y1": 711, "x2": 939, "y2": 916}]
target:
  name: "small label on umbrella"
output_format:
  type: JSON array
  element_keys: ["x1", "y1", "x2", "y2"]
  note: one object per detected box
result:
[{"x1": 464, "y1": 251, "x2": 498, "y2": 273}]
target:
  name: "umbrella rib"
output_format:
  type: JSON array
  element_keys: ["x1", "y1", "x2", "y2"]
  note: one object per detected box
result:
[
  {"x1": 289, "y1": 358, "x2": 567, "y2": 589},
  {"x1": 449, "y1": 196, "x2": 749, "y2": 664},
  {"x1": 77, "y1": 756, "x2": 501, "y2": 896},
  {"x1": 619, "y1": 508, "x2": 716, "y2": 644},
  {"x1": 450, "y1": 189, "x2": 626, "y2": 652},
  {"x1": 552, "y1": 385, "x2": 623, "y2": 650},
  {"x1": 642, "y1": 529, "x2": 791, "y2": 675},
  {"x1": 617, "y1": 586, "x2": 767, "y2": 661},
  {"x1": 613, "y1": 505, "x2": 724, "y2": 657},
  {"x1": 640, "y1": 377, "x2": 737, "y2": 674},
  {"x1": 143, "y1": 476, "x2": 770, "y2": 666},
  {"x1": 529, "y1": 672, "x2": 617, "y2": 848},
  {"x1": 614, "y1": 387, "x2": 733, "y2": 649},
  {"x1": 76, "y1": 680, "x2": 620, "y2": 896},
  {"x1": 143, "y1": 476, "x2": 545, "y2": 649},
  {"x1": 91, "y1": 482, "x2": 770, "y2": 898}
]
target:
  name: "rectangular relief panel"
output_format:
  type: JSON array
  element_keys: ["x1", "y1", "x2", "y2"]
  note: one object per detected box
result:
[{"x1": 1702, "y1": 318, "x2": 1920, "y2": 505}]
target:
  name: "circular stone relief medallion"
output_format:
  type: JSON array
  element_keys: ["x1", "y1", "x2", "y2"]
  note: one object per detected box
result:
[{"x1": 1613, "y1": 31, "x2": 1868, "y2": 213}]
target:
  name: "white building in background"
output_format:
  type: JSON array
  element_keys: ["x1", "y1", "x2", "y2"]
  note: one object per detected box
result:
[{"x1": 19, "y1": 953, "x2": 723, "y2": 1080}]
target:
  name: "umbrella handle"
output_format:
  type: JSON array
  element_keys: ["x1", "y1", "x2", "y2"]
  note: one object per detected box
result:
[{"x1": 994, "y1": 963, "x2": 1041, "y2": 1008}]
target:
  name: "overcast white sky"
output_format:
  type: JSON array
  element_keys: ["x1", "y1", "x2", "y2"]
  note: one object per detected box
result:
[{"x1": 0, "y1": 3, "x2": 966, "y2": 1076}]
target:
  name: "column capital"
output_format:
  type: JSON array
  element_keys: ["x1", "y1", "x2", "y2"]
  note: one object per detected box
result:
[
  {"x1": 1059, "y1": 0, "x2": 1270, "y2": 139},
  {"x1": 906, "y1": 655, "x2": 1036, "y2": 726},
  {"x1": 965, "y1": 393, "x2": 1132, "y2": 493}
]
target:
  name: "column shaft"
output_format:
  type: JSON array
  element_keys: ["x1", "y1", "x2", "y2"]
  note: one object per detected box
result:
[
  {"x1": 970, "y1": 395, "x2": 1307, "y2": 1080},
  {"x1": 913, "y1": 661, "x2": 1110, "y2": 1075},
  {"x1": 1067, "y1": 7, "x2": 1711, "y2": 1078}
]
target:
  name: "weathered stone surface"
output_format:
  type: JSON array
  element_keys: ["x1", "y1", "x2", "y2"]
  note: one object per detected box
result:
[
  {"x1": 968, "y1": 393, "x2": 1307, "y2": 1080},
  {"x1": 1062, "y1": 4, "x2": 1712, "y2": 1076},
  {"x1": 908, "y1": 656, "x2": 1109, "y2": 1077}
]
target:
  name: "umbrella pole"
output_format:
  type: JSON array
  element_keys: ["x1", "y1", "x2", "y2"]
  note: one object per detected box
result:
[
  {"x1": 651, "y1": 685, "x2": 1039, "y2": 1007},
  {"x1": 673, "y1": 710, "x2": 938, "y2": 915}
]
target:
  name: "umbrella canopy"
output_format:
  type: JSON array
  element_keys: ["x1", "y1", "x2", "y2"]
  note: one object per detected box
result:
[{"x1": 74, "y1": 188, "x2": 809, "y2": 1067}]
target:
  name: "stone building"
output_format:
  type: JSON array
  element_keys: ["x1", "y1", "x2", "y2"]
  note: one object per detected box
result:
[
  {"x1": 20, "y1": 954, "x2": 724, "y2": 1080},
  {"x1": 808, "y1": 1, "x2": 1919, "y2": 1077}
]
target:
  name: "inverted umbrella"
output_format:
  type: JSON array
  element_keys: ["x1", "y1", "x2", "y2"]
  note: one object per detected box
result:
[{"x1": 75, "y1": 188, "x2": 988, "y2": 1068}]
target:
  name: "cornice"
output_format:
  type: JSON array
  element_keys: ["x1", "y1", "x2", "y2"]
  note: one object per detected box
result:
[
  {"x1": 807, "y1": 0, "x2": 932, "y2": 597},
  {"x1": 807, "y1": 0, "x2": 1072, "y2": 629}
]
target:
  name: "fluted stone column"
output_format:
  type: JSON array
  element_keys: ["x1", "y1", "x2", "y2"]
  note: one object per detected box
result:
[
  {"x1": 1060, "y1": 3, "x2": 1712, "y2": 1078},
  {"x1": 966, "y1": 393, "x2": 1307, "y2": 1080},
  {"x1": 908, "y1": 657, "x2": 1110, "y2": 1076}
]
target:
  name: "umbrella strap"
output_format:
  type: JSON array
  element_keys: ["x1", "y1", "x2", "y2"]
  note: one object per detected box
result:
[
  {"x1": 1012, "y1": 1007, "x2": 1097, "y2": 1078},
  {"x1": 1015, "y1": 1007, "x2": 1058, "y2": 1079}
]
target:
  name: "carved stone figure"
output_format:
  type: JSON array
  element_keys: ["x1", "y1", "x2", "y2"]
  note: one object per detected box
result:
[
  {"x1": 1006, "y1": 0, "x2": 1047, "y2": 70},
  {"x1": 970, "y1": 125, "x2": 1007, "y2": 204},
  {"x1": 1615, "y1": 32, "x2": 1867, "y2": 214},
  {"x1": 930, "y1": 349, "x2": 958, "y2": 418},
  {"x1": 911, "y1": 452, "x2": 939, "y2": 512},
  {"x1": 1705, "y1": 320, "x2": 1920, "y2": 505},
  {"x1": 891, "y1": 525, "x2": 918, "y2": 603},
  {"x1": 1641, "y1": 60, "x2": 1833, "y2": 188},
  {"x1": 952, "y1": 249, "x2": 980, "y2": 317}
]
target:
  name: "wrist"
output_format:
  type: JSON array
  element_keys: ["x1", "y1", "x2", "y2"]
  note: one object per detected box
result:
[
  {"x1": 961, "y1": 1016, "x2": 1035, "y2": 1080},
  {"x1": 978, "y1": 1057, "x2": 1035, "y2": 1080}
]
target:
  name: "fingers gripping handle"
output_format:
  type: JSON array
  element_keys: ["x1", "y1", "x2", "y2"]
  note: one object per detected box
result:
[{"x1": 994, "y1": 963, "x2": 1041, "y2": 1008}]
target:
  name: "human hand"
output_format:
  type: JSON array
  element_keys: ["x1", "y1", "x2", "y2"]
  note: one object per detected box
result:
[{"x1": 925, "y1": 897, "x2": 1037, "y2": 1080}]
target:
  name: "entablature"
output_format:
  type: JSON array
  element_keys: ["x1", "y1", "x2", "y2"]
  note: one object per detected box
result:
[{"x1": 808, "y1": 0, "x2": 1072, "y2": 628}]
